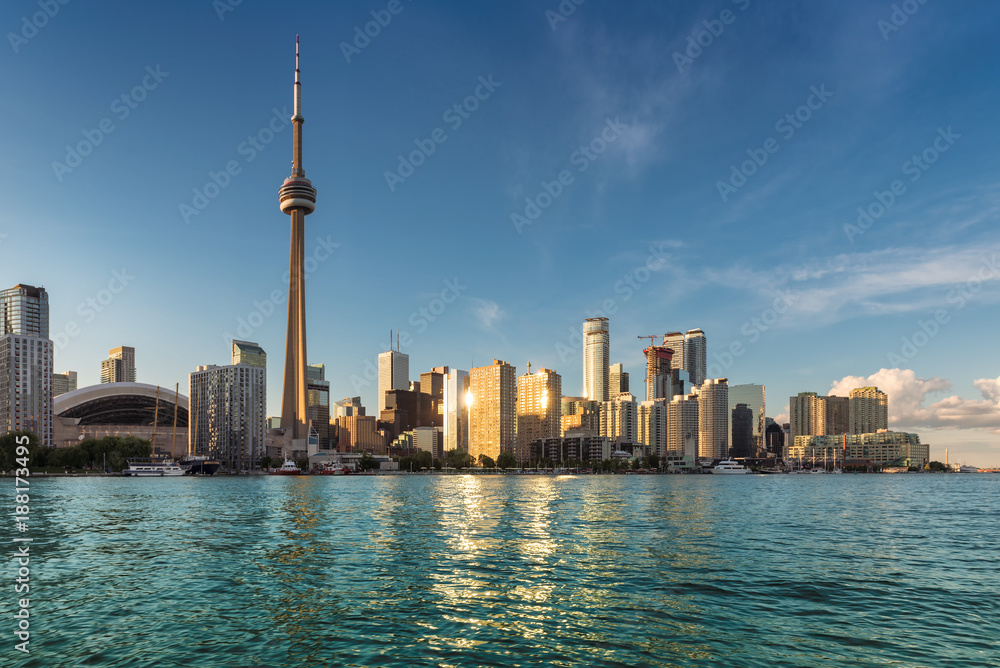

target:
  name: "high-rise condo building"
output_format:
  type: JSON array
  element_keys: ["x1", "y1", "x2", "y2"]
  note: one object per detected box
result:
[
  {"x1": 609, "y1": 363, "x2": 629, "y2": 397},
  {"x1": 232, "y1": 340, "x2": 267, "y2": 368},
  {"x1": 583, "y1": 317, "x2": 610, "y2": 402},
  {"x1": 698, "y1": 378, "x2": 729, "y2": 459},
  {"x1": 443, "y1": 369, "x2": 470, "y2": 452},
  {"x1": 378, "y1": 350, "x2": 409, "y2": 412},
  {"x1": 790, "y1": 391, "x2": 826, "y2": 442},
  {"x1": 52, "y1": 371, "x2": 77, "y2": 397},
  {"x1": 600, "y1": 392, "x2": 637, "y2": 444},
  {"x1": 765, "y1": 421, "x2": 785, "y2": 458},
  {"x1": 731, "y1": 403, "x2": 754, "y2": 458},
  {"x1": 469, "y1": 359, "x2": 516, "y2": 463},
  {"x1": 644, "y1": 345, "x2": 673, "y2": 401},
  {"x1": 279, "y1": 37, "x2": 319, "y2": 444},
  {"x1": 101, "y1": 346, "x2": 136, "y2": 383},
  {"x1": 0, "y1": 284, "x2": 53, "y2": 445},
  {"x1": 728, "y1": 383, "x2": 765, "y2": 457},
  {"x1": 516, "y1": 367, "x2": 562, "y2": 461},
  {"x1": 308, "y1": 363, "x2": 331, "y2": 448},
  {"x1": 667, "y1": 392, "x2": 699, "y2": 456},
  {"x1": 849, "y1": 386, "x2": 888, "y2": 434},
  {"x1": 822, "y1": 395, "x2": 849, "y2": 435},
  {"x1": 638, "y1": 399, "x2": 668, "y2": 456},
  {"x1": 684, "y1": 329, "x2": 707, "y2": 386},
  {"x1": 333, "y1": 396, "x2": 365, "y2": 418},
  {"x1": 560, "y1": 396, "x2": 600, "y2": 435},
  {"x1": 189, "y1": 362, "x2": 266, "y2": 471},
  {"x1": 663, "y1": 332, "x2": 685, "y2": 374}
]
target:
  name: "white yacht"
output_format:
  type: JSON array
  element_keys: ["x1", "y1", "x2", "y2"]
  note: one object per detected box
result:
[
  {"x1": 711, "y1": 460, "x2": 749, "y2": 474},
  {"x1": 124, "y1": 459, "x2": 184, "y2": 477}
]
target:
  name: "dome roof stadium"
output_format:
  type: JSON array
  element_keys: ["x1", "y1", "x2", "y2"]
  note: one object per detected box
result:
[{"x1": 54, "y1": 383, "x2": 189, "y2": 427}]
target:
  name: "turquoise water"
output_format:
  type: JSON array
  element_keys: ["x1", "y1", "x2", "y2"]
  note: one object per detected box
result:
[{"x1": 5, "y1": 474, "x2": 999, "y2": 667}]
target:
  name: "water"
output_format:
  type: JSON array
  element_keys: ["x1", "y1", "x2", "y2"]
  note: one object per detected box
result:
[{"x1": 5, "y1": 474, "x2": 999, "y2": 667}]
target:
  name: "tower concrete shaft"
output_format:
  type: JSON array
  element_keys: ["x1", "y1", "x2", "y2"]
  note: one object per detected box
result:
[{"x1": 279, "y1": 36, "x2": 317, "y2": 441}]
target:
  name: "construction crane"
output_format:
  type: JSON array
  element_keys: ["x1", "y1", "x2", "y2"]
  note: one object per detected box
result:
[{"x1": 637, "y1": 335, "x2": 662, "y2": 346}]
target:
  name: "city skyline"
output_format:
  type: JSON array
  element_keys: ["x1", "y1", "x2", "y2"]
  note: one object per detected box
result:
[{"x1": 2, "y1": 1, "x2": 999, "y2": 465}]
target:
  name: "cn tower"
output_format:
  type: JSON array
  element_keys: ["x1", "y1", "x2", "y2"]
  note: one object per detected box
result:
[{"x1": 278, "y1": 35, "x2": 317, "y2": 442}]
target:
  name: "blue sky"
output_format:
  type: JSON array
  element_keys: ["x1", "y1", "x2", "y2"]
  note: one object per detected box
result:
[{"x1": 3, "y1": 0, "x2": 1000, "y2": 464}]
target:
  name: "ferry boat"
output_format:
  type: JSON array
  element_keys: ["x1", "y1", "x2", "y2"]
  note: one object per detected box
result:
[
  {"x1": 314, "y1": 462, "x2": 348, "y2": 475},
  {"x1": 954, "y1": 464, "x2": 979, "y2": 473},
  {"x1": 711, "y1": 460, "x2": 749, "y2": 474},
  {"x1": 270, "y1": 459, "x2": 302, "y2": 475},
  {"x1": 178, "y1": 455, "x2": 221, "y2": 476},
  {"x1": 124, "y1": 458, "x2": 185, "y2": 477}
]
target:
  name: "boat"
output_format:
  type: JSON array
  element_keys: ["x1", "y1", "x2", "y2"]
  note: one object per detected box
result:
[
  {"x1": 178, "y1": 455, "x2": 221, "y2": 476},
  {"x1": 270, "y1": 459, "x2": 302, "y2": 475},
  {"x1": 314, "y1": 462, "x2": 348, "y2": 475},
  {"x1": 711, "y1": 460, "x2": 749, "y2": 474},
  {"x1": 124, "y1": 458, "x2": 184, "y2": 477},
  {"x1": 955, "y1": 464, "x2": 979, "y2": 473},
  {"x1": 757, "y1": 467, "x2": 783, "y2": 474}
]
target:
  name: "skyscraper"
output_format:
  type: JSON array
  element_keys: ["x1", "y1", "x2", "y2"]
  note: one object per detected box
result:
[
  {"x1": 729, "y1": 383, "x2": 765, "y2": 457},
  {"x1": 516, "y1": 367, "x2": 562, "y2": 461},
  {"x1": 101, "y1": 346, "x2": 136, "y2": 383},
  {"x1": 52, "y1": 370, "x2": 77, "y2": 397},
  {"x1": 790, "y1": 391, "x2": 826, "y2": 442},
  {"x1": 307, "y1": 363, "x2": 331, "y2": 448},
  {"x1": 378, "y1": 350, "x2": 409, "y2": 412},
  {"x1": 849, "y1": 386, "x2": 888, "y2": 434},
  {"x1": 232, "y1": 340, "x2": 267, "y2": 368},
  {"x1": 279, "y1": 36, "x2": 319, "y2": 444},
  {"x1": 684, "y1": 329, "x2": 707, "y2": 386},
  {"x1": 609, "y1": 363, "x2": 629, "y2": 397},
  {"x1": 443, "y1": 369, "x2": 469, "y2": 452},
  {"x1": 731, "y1": 403, "x2": 753, "y2": 458},
  {"x1": 638, "y1": 399, "x2": 667, "y2": 456},
  {"x1": 697, "y1": 378, "x2": 728, "y2": 459},
  {"x1": 643, "y1": 345, "x2": 673, "y2": 401},
  {"x1": 663, "y1": 332, "x2": 685, "y2": 374},
  {"x1": 600, "y1": 392, "x2": 637, "y2": 444},
  {"x1": 822, "y1": 395, "x2": 850, "y2": 435},
  {"x1": 189, "y1": 362, "x2": 266, "y2": 471},
  {"x1": 0, "y1": 284, "x2": 53, "y2": 445},
  {"x1": 469, "y1": 359, "x2": 516, "y2": 464},
  {"x1": 582, "y1": 317, "x2": 609, "y2": 402},
  {"x1": 667, "y1": 393, "x2": 699, "y2": 456}
]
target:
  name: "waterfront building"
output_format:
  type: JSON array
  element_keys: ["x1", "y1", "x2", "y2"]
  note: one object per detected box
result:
[
  {"x1": 790, "y1": 431, "x2": 927, "y2": 468},
  {"x1": 731, "y1": 403, "x2": 753, "y2": 458},
  {"x1": 307, "y1": 363, "x2": 331, "y2": 449},
  {"x1": 516, "y1": 367, "x2": 562, "y2": 461},
  {"x1": 698, "y1": 378, "x2": 729, "y2": 459},
  {"x1": 414, "y1": 426, "x2": 444, "y2": 459},
  {"x1": 583, "y1": 317, "x2": 610, "y2": 402},
  {"x1": 729, "y1": 383, "x2": 765, "y2": 456},
  {"x1": 822, "y1": 395, "x2": 850, "y2": 435},
  {"x1": 189, "y1": 362, "x2": 266, "y2": 471},
  {"x1": 378, "y1": 349, "x2": 409, "y2": 412},
  {"x1": 0, "y1": 284, "x2": 53, "y2": 445},
  {"x1": 335, "y1": 414, "x2": 385, "y2": 453},
  {"x1": 684, "y1": 329, "x2": 707, "y2": 386},
  {"x1": 101, "y1": 346, "x2": 136, "y2": 384},
  {"x1": 638, "y1": 399, "x2": 668, "y2": 456},
  {"x1": 765, "y1": 421, "x2": 785, "y2": 458},
  {"x1": 600, "y1": 392, "x2": 637, "y2": 444},
  {"x1": 232, "y1": 340, "x2": 267, "y2": 368},
  {"x1": 667, "y1": 392, "x2": 699, "y2": 456},
  {"x1": 609, "y1": 363, "x2": 629, "y2": 397},
  {"x1": 849, "y1": 386, "x2": 889, "y2": 434},
  {"x1": 443, "y1": 369, "x2": 470, "y2": 452},
  {"x1": 560, "y1": 396, "x2": 600, "y2": 435},
  {"x1": 52, "y1": 370, "x2": 77, "y2": 397},
  {"x1": 790, "y1": 391, "x2": 826, "y2": 442},
  {"x1": 469, "y1": 359, "x2": 516, "y2": 463},
  {"x1": 528, "y1": 433, "x2": 612, "y2": 464}
]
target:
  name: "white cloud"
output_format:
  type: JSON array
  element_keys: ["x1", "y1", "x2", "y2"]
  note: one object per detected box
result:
[
  {"x1": 828, "y1": 368, "x2": 1000, "y2": 433},
  {"x1": 470, "y1": 298, "x2": 505, "y2": 332}
]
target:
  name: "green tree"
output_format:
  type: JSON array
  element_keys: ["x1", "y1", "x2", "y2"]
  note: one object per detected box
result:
[
  {"x1": 478, "y1": 454, "x2": 496, "y2": 469},
  {"x1": 0, "y1": 431, "x2": 40, "y2": 472},
  {"x1": 260, "y1": 456, "x2": 274, "y2": 470},
  {"x1": 496, "y1": 452, "x2": 517, "y2": 470},
  {"x1": 445, "y1": 449, "x2": 473, "y2": 469},
  {"x1": 927, "y1": 460, "x2": 947, "y2": 472},
  {"x1": 359, "y1": 452, "x2": 379, "y2": 471}
]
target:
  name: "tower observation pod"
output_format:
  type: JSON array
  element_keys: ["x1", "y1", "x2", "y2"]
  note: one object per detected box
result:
[{"x1": 279, "y1": 35, "x2": 318, "y2": 444}]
